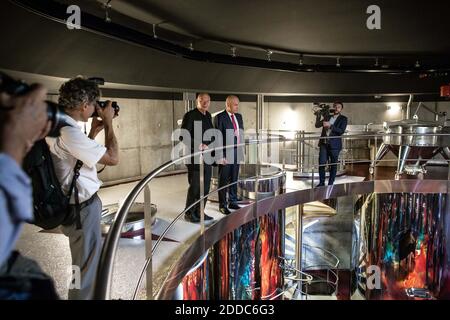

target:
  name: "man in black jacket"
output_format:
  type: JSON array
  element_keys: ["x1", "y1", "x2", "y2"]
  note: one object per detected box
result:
[
  {"x1": 180, "y1": 93, "x2": 215, "y2": 223},
  {"x1": 315, "y1": 102, "x2": 348, "y2": 186},
  {"x1": 214, "y1": 95, "x2": 244, "y2": 215}
]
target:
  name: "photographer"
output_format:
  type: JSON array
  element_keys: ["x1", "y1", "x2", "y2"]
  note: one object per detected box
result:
[
  {"x1": 314, "y1": 102, "x2": 347, "y2": 186},
  {"x1": 46, "y1": 77, "x2": 119, "y2": 299},
  {"x1": 0, "y1": 84, "x2": 49, "y2": 267}
]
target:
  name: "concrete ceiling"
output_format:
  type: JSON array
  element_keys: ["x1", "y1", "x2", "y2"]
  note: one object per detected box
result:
[
  {"x1": 1, "y1": 0, "x2": 450, "y2": 95},
  {"x1": 98, "y1": 0, "x2": 450, "y2": 55}
]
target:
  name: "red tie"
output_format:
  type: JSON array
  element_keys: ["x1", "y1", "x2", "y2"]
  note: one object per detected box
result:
[{"x1": 231, "y1": 114, "x2": 240, "y2": 144}]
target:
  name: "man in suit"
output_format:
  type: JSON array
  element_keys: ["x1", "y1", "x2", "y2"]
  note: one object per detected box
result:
[
  {"x1": 315, "y1": 101, "x2": 348, "y2": 186},
  {"x1": 180, "y1": 93, "x2": 215, "y2": 223},
  {"x1": 214, "y1": 95, "x2": 244, "y2": 215}
]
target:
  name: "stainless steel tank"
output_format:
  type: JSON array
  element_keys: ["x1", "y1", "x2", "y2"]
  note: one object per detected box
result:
[{"x1": 370, "y1": 120, "x2": 449, "y2": 179}]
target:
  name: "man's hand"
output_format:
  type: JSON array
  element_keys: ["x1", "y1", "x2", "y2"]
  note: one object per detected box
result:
[
  {"x1": 218, "y1": 158, "x2": 228, "y2": 165},
  {"x1": 323, "y1": 121, "x2": 331, "y2": 128},
  {"x1": 0, "y1": 84, "x2": 49, "y2": 164},
  {"x1": 96, "y1": 100, "x2": 115, "y2": 125},
  {"x1": 199, "y1": 144, "x2": 209, "y2": 151},
  {"x1": 88, "y1": 117, "x2": 104, "y2": 139}
]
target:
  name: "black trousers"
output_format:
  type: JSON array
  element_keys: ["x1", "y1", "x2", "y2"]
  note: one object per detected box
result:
[
  {"x1": 218, "y1": 163, "x2": 240, "y2": 208},
  {"x1": 319, "y1": 143, "x2": 341, "y2": 185},
  {"x1": 185, "y1": 164, "x2": 212, "y2": 217}
]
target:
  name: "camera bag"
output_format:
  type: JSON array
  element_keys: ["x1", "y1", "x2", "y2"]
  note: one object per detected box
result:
[{"x1": 22, "y1": 139, "x2": 83, "y2": 230}]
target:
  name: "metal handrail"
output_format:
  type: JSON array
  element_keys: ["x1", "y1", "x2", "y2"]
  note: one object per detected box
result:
[{"x1": 94, "y1": 131, "x2": 450, "y2": 299}]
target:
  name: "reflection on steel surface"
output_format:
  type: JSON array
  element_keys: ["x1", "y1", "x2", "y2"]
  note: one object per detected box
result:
[
  {"x1": 178, "y1": 164, "x2": 285, "y2": 300},
  {"x1": 156, "y1": 180, "x2": 448, "y2": 300},
  {"x1": 357, "y1": 192, "x2": 450, "y2": 299},
  {"x1": 181, "y1": 252, "x2": 209, "y2": 300}
]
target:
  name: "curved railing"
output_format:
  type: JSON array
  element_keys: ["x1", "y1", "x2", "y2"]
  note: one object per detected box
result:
[{"x1": 93, "y1": 132, "x2": 450, "y2": 300}]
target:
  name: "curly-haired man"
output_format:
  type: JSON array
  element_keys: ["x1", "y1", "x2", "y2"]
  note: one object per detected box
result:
[{"x1": 46, "y1": 77, "x2": 119, "y2": 299}]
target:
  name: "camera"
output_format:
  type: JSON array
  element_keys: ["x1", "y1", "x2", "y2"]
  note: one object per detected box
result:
[
  {"x1": 313, "y1": 103, "x2": 335, "y2": 121},
  {"x1": 91, "y1": 100, "x2": 120, "y2": 118},
  {"x1": 0, "y1": 72, "x2": 71, "y2": 137}
]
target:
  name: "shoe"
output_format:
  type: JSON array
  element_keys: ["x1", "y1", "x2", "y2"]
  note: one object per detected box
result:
[
  {"x1": 203, "y1": 213, "x2": 214, "y2": 221},
  {"x1": 219, "y1": 207, "x2": 231, "y2": 215},
  {"x1": 315, "y1": 183, "x2": 325, "y2": 188},
  {"x1": 185, "y1": 212, "x2": 200, "y2": 223},
  {"x1": 236, "y1": 197, "x2": 244, "y2": 202},
  {"x1": 228, "y1": 203, "x2": 241, "y2": 210},
  {"x1": 185, "y1": 212, "x2": 214, "y2": 223}
]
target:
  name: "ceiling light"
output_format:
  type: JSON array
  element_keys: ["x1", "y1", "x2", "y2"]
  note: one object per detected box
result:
[
  {"x1": 267, "y1": 50, "x2": 273, "y2": 62},
  {"x1": 387, "y1": 102, "x2": 402, "y2": 113},
  {"x1": 231, "y1": 46, "x2": 237, "y2": 58}
]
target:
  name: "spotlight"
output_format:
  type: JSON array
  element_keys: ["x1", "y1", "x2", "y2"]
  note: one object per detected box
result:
[
  {"x1": 231, "y1": 46, "x2": 237, "y2": 58},
  {"x1": 267, "y1": 50, "x2": 273, "y2": 62}
]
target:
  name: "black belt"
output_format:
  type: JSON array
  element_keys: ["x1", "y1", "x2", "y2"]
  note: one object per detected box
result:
[{"x1": 69, "y1": 192, "x2": 97, "y2": 210}]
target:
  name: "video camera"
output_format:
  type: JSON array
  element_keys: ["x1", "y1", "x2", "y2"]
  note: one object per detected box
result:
[
  {"x1": 0, "y1": 72, "x2": 71, "y2": 137},
  {"x1": 313, "y1": 103, "x2": 335, "y2": 121}
]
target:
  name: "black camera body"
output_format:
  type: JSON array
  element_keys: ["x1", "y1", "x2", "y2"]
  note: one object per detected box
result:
[
  {"x1": 313, "y1": 103, "x2": 335, "y2": 121},
  {"x1": 91, "y1": 101, "x2": 120, "y2": 118},
  {"x1": 0, "y1": 72, "x2": 70, "y2": 137}
]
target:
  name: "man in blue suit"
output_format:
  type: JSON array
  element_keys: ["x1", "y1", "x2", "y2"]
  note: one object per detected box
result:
[
  {"x1": 315, "y1": 102, "x2": 347, "y2": 186},
  {"x1": 214, "y1": 95, "x2": 244, "y2": 215}
]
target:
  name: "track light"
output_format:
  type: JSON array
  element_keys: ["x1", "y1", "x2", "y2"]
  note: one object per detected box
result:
[
  {"x1": 415, "y1": 60, "x2": 420, "y2": 68},
  {"x1": 231, "y1": 46, "x2": 237, "y2": 58},
  {"x1": 299, "y1": 54, "x2": 303, "y2": 66},
  {"x1": 103, "y1": 0, "x2": 112, "y2": 23},
  {"x1": 267, "y1": 50, "x2": 273, "y2": 62},
  {"x1": 336, "y1": 57, "x2": 341, "y2": 67},
  {"x1": 188, "y1": 42, "x2": 194, "y2": 51},
  {"x1": 152, "y1": 24, "x2": 158, "y2": 39}
]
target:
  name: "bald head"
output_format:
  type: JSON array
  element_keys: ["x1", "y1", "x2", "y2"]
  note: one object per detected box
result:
[
  {"x1": 196, "y1": 93, "x2": 210, "y2": 114},
  {"x1": 226, "y1": 95, "x2": 239, "y2": 114}
]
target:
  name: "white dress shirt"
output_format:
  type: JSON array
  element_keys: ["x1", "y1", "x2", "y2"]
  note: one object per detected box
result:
[{"x1": 46, "y1": 116, "x2": 107, "y2": 203}]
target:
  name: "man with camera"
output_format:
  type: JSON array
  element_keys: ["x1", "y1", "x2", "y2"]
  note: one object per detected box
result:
[
  {"x1": 0, "y1": 79, "x2": 61, "y2": 299},
  {"x1": 0, "y1": 83, "x2": 50, "y2": 267},
  {"x1": 314, "y1": 102, "x2": 347, "y2": 186},
  {"x1": 46, "y1": 77, "x2": 119, "y2": 299}
]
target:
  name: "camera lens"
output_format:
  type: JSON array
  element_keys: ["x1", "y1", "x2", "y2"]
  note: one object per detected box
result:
[{"x1": 46, "y1": 101, "x2": 71, "y2": 137}]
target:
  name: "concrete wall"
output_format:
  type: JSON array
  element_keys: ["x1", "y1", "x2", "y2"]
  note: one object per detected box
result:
[{"x1": 266, "y1": 101, "x2": 450, "y2": 131}]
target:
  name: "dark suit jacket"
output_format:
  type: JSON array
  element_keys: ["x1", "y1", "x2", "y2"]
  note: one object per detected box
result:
[
  {"x1": 180, "y1": 108, "x2": 214, "y2": 164},
  {"x1": 315, "y1": 114, "x2": 348, "y2": 150},
  {"x1": 214, "y1": 110, "x2": 244, "y2": 161}
]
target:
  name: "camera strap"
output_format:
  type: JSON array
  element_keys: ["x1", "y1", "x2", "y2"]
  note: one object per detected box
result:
[{"x1": 67, "y1": 160, "x2": 84, "y2": 230}]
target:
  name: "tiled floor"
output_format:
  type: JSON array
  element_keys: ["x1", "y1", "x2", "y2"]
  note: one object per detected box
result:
[{"x1": 15, "y1": 170, "x2": 366, "y2": 300}]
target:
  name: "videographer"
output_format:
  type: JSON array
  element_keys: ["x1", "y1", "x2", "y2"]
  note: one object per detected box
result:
[
  {"x1": 46, "y1": 77, "x2": 119, "y2": 299},
  {"x1": 314, "y1": 101, "x2": 347, "y2": 186}
]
